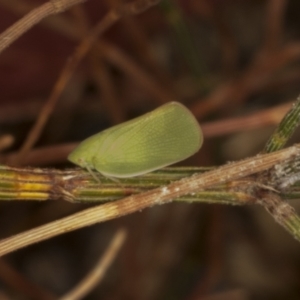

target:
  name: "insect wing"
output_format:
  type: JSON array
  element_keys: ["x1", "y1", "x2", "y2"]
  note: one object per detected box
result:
[{"x1": 92, "y1": 102, "x2": 202, "y2": 177}]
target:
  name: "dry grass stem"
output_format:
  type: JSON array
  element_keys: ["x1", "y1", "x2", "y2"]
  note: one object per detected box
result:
[
  {"x1": 202, "y1": 101, "x2": 292, "y2": 137},
  {"x1": 0, "y1": 145, "x2": 299, "y2": 256},
  {"x1": 12, "y1": 0, "x2": 163, "y2": 165},
  {"x1": 0, "y1": 0, "x2": 85, "y2": 53},
  {"x1": 60, "y1": 229, "x2": 126, "y2": 300}
]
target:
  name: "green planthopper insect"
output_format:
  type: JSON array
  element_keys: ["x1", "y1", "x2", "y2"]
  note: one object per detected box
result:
[{"x1": 68, "y1": 102, "x2": 203, "y2": 178}]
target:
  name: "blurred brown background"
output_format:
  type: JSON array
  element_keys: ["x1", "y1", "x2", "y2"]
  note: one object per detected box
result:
[{"x1": 1, "y1": 0, "x2": 300, "y2": 299}]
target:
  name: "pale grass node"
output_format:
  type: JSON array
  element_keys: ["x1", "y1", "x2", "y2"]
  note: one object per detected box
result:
[
  {"x1": 160, "y1": 187, "x2": 170, "y2": 196},
  {"x1": 279, "y1": 173, "x2": 300, "y2": 189}
]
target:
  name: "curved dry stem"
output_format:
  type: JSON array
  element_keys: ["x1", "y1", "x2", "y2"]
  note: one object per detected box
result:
[
  {"x1": 60, "y1": 229, "x2": 126, "y2": 300},
  {"x1": 0, "y1": 0, "x2": 84, "y2": 54}
]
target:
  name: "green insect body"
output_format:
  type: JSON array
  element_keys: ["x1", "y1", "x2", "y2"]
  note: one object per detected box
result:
[{"x1": 68, "y1": 102, "x2": 203, "y2": 178}]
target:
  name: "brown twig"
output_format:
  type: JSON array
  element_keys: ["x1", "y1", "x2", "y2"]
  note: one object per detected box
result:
[
  {"x1": 191, "y1": 43, "x2": 300, "y2": 118},
  {"x1": 0, "y1": 259, "x2": 56, "y2": 300},
  {"x1": 3, "y1": 143, "x2": 76, "y2": 166},
  {"x1": 13, "y1": 0, "x2": 162, "y2": 165},
  {"x1": 0, "y1": 0, "x2": 85, "y2": 54},
  {"x1": 0, "y1": 135, "x2": 14, "y2": 152},
  {"x1": 89, "y1": 51, "x2": 127, "y2": 124},
  {"x1": 201, "y1": 101, "x2": 292, "y2": 137},
  {"x1": 262, "y1": 0, "x2": 288, "y2": 52},
  {"x1": 0, "y1": 144, "x2": 298, "y2": 256},
  {"x1": 258, "y1": 191, "x2": 300, "y2": 239},
  {"x1": 60, "y1": 229, "x2": 126, "y2": 300},
  {"x1": 14, "y1": 10, "x2": 119, "y2": 165},
  {"x1": 98, "y1": 40, "x2": 176, "y2": 104}
]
